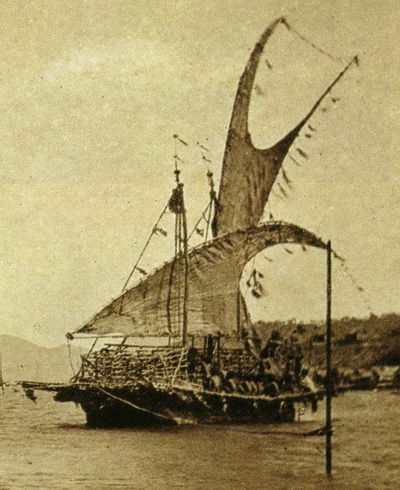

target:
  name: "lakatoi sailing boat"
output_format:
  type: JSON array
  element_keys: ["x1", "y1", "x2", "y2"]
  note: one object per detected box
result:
[{"x1": 22, "y1": 18, "x2": 357, "y2": 427}]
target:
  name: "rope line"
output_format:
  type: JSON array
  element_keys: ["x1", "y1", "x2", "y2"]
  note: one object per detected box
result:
[
  {"x1": 67, "y1": 338, "x2": 76, "y2": 376},
  {"x1": 282, "y1": 18, "x2": 344, "y2": 64},
  {"x1": 122, "y1": 203, "x2": 169, "y2": 292},
  {"x1": 244, "y1": 256, "x2": 257, "y2": 300},
  {"x1": 96, "y1": 386, "x2": 176, "y2": 422},
  {"x1": 188, "y1": 202, "x2": 211, "y2": 241},
  {"x1": 331, "y1": 250, "x2": 373, "y2": 314}
]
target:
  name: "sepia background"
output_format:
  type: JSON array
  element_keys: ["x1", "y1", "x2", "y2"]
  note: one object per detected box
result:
[{"x1": 1, "y1": 0, "x2": 399, "y2": 346}]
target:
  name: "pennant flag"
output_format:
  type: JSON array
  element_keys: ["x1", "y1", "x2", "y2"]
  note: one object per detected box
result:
[
  {"x1": 254, "y1": 84, "x2": 263, "y2": 95},
  {"x1": 282, "y1": 169, "x2": 292, "y2": 187},
  {"x1": 247, "y1": 269, "x2": 265, "y2": 298},
  {"x1": 284, "y1": 247, "x2": 294, "y2": 254},
  {"x1": 154, "y1": 227, "x2": 168, "y2": 237},
  {"x1": 333, "y1": 251, "x2": 346, "y2": 263},
  {"x1": 265, "y1": 59, "x2": 273, "y2": 69},
  {"x1": 173, "y1": 134, "x2": 188, "y2": 146},
  {"x1": 197, "y1": 142, "x2": 209, "y2": 152},
  {"x1": 296, "y1": 148, "x2": 309, "y2": 159},
  {"x1": 136, "y1": 267, "x2": 147, "y2": 275},
  {"x1": 251, "y1": 286, "x2": 263, "y2": 298},
  {"x1": 269, "y1": 212, "x2": 274, "y2": 221},
  {"x1": 195, "y1": 227, "x2": 204, "y2": 236},
  {"x1": 278, "y1": 183, "x2": 288, "y2": 198},
  {"x1": 174, "y1": 154, "x2": 185, "y2": 163},
  {"x1": 289, "y1": 155, "x2": 302, "y2": 166}
]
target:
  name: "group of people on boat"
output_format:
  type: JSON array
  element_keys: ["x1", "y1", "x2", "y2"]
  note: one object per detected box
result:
[{"x1": 188, "y1": 328, "x2": 318, "y2": 397}]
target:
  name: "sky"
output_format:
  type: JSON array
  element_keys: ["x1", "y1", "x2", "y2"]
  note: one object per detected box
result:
[{"x1": 1, "y1": 0, "x2": 399, "y2": 346}]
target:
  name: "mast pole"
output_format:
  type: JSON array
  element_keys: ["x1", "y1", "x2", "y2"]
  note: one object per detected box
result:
[
  {"x1": 181, "y1": 183, "x2": 189, "y2": 347},
  {"x1": 205, "y1": 171, "x2": 215, "y2": 241},
  {"x1": 172, "y1": 164, "x2": 189, "y2": 347},
  {"x1": 326, "y1": 240, "x2": 333, "y2": 476}
]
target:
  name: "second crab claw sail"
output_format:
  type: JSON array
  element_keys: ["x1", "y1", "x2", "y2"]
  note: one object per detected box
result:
[{"x1": 212, "y1": 17, "x2": 358, "y2": 237}]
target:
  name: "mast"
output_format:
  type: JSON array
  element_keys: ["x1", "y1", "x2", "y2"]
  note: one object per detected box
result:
[
  {"x1": 171, "y1": 166, "x2": 189, "y2": 346},
  {"x1": 205, "y1": 170, "x2": 216, "y2": 241},
  {"x1": 326, "y1": 240, "x2": 333, "y2": 476},
  {"x1": 181, "y1": 183, "x2": 189, "y2": 346}
]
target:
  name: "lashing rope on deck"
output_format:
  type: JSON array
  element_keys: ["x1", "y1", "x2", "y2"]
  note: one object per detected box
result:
[{"x1": 96, "y1": 386, "x2": 176, "y2": 423}]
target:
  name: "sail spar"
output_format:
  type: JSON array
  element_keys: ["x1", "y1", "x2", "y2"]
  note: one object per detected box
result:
[
  {"x1": 74, "y1": 222, "x2": 326, "y2": 338},
  {"x1": 212, "y1": 17, "x2": 357, "y2": 237}
]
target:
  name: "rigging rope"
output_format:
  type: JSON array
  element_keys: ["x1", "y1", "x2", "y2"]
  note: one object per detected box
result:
[
  {"x1": 122, "y1": 203, "x2": 169, "y2": 292},
  {"x1": 244, "y1": 256, "x2": 257, "y2": 300},
  {"x1": 282, "y1": 18, "x2": 345, "y2": 64},
  {"x1": 96, "y1": 386, "x2": 177, "y2": 423},
  {"x1": 334, "y1": 256, "x2": 373, "y2": 314},
  {"x1": 67, "y1": 338, "x2": 76, "y2": 376}
]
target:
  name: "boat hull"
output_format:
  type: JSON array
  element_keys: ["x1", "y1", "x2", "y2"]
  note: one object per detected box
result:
[{"x1": 46, "y1": 382, "x2": 318, "y2": 428}]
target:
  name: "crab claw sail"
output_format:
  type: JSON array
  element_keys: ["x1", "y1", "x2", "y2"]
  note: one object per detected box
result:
[
  {"x1": 212, "y1": 17, "x2": 357, "y2": 237},
  {"x1": 73, "y1": 222, "x2": 326, "y2": 338}
]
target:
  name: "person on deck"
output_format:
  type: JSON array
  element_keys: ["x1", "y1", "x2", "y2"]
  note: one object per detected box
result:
[
  {"x1": 260, "y1": 330, "x2": 282, "y2": 359},
  {"x1": 242, "y1": 332, "x2": 261, "y2": 359}
]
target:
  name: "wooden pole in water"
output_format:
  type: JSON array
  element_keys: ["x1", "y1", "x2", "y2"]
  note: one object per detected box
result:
[{"x1": 326, "y1": 240, "x2": 333, "y2": 476}]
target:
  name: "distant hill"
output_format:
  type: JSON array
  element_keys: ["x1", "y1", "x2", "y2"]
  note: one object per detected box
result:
[
  {"x1": 254, "y1": 313, "x2": 400, "y2": 369},
  {"x1": 0, "y1": 335, "x2": 86, "y2": 383}
]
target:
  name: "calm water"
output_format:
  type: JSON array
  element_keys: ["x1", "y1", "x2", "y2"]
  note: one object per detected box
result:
[{"x1": 0, "y1": 390, "x2": 398, "y2": 489}]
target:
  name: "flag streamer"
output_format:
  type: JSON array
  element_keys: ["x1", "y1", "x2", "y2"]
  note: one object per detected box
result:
[
  {"x1": 282, "y1": 168, "x2": 293, "y2": 187},
  {"x1": 297, "y1": 148, "x2": 309, "y2": 159},
  {"x1": 254, "y1": 84, "x2": 263, "y2": 96},
  {"x1": 289, "y1": 155, "x2": 302, "y2": 166},
  {"x1": 278, "y1": 183, "x2": 288, "y2": 198},
  {"x1": 197, "y1": 142, "x2": 210, "y2": 152},
  {"x1": 173, "y1": 134, "x2": 188, "y2": 146},
  {"x1": 154, "y1": 227, "x2": 168, "y2": 237}
]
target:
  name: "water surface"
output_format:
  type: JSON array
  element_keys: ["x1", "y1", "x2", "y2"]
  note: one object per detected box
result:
[{"x1": 0, "y1": 390, "x2": 398, "y2": 488}]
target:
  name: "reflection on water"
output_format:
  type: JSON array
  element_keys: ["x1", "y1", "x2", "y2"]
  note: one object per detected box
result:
[{"x1": 0, "y1": 390, "x2": 398, "y2": 488}]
